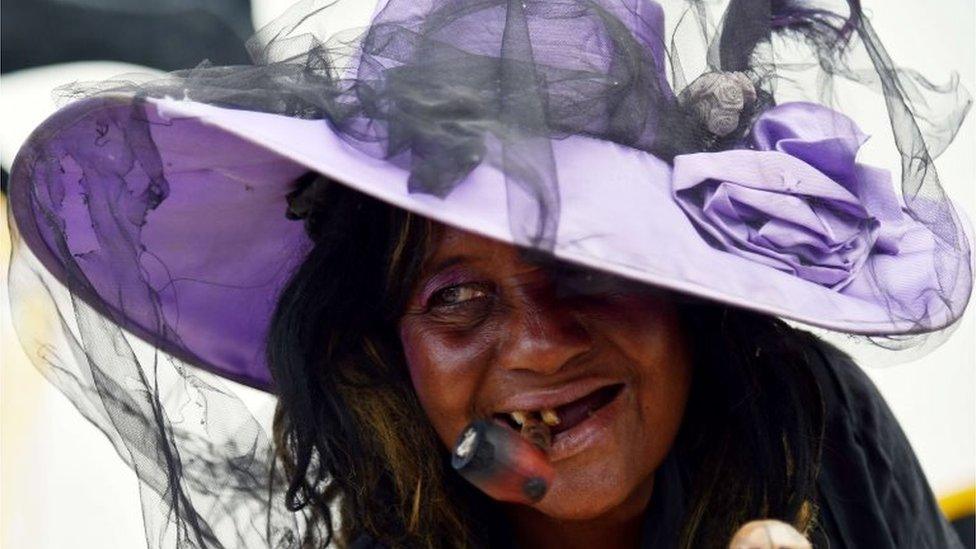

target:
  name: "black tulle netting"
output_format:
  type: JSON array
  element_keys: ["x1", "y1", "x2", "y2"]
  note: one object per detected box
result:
[{"x1": 6, "y1": 0, "x2": 972, "y2": 547}]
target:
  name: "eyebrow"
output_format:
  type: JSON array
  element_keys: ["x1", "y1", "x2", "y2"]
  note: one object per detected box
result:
[{"x1": 423, "y1": 254, "x2": 474, "y2": 277}]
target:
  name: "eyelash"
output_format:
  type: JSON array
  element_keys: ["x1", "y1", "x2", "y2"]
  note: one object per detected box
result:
[{"x1": 428, "y1": 282, "x2": 492, "y2": 309}]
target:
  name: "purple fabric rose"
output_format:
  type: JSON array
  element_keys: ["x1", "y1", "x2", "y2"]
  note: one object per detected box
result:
[{"x1": 672, "y1": 102, "x2": 910, "y2": 289}]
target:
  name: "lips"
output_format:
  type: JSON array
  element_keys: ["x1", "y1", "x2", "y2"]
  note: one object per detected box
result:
[{"x1": 494, "y1": 383, "x2": 625, "y2": 437}]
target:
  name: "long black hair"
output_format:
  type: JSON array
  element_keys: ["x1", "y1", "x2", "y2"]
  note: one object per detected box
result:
[{"x1": 267, "y1": 177, "x2": 828, "y2": 548}]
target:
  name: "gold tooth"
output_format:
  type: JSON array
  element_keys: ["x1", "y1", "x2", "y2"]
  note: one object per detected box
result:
[
  {"x1": 541, "y1": 408, "x2": 560, "y2": 426},
  {"x1": 510, "y1": 410, "x2": 528, "y2": 426}
]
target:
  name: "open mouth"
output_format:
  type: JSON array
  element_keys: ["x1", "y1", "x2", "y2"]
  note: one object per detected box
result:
[{"x1": 493, "y1": 383, "x2": 625, "y2": 438}]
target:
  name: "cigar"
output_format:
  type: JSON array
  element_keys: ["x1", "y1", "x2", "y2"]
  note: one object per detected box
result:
[
  {"x1": 452, "y1": 420, "x2": 555, "y2": 504},
  {"x1": 519, "y1": 414, "x2": 552, "y2": 452}
]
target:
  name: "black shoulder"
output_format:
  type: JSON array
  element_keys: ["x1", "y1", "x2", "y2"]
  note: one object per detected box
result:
[
  {"x1": 802, "y1": 335, "x2": 896, "y2": 436},
  {"x1": 798, "y1": 333, "x2": 963, "y2": 549}
]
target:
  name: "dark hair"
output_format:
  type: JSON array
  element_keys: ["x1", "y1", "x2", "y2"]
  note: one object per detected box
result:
[{"x1": 267, "y1": 175, "x2": 828, "y2": 548}]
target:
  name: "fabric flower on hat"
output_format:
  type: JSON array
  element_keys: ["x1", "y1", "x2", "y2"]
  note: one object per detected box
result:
[{"x1": 672, "y1": 102, "x2": 910, "y2": 290}]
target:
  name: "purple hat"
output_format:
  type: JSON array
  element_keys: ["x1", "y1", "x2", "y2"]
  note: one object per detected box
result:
[{"x1": 8, "y1": 0, "x2": 973, "y2": 391}]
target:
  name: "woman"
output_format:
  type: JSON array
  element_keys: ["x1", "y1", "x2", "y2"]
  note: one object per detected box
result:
[
  {"x1": 6, "y1": 0, "x2": 971, "y2": 547},
  {"x1": 268, "y1": 177, "x2": 959, "y2": 548}
]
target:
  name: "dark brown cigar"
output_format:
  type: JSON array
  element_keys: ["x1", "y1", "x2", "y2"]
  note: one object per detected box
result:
[
  {"x1": 452, "y1": 420, "x2": 555, "y2": 504},
  {"x1": 519, "y1": 414, "x2": 552, "y2": 451}
]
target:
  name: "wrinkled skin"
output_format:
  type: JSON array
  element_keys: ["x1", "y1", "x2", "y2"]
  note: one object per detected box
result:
[{"x1": 399, "y1": 226, "x2": 692, "y2": 543}]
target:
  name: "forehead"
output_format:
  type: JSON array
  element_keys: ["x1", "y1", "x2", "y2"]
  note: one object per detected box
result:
[
  {"x1": 422, "y1": 224, "x2": 618, "y2": 283},
  {"x1": 423, "y1": 225, "x2": 527, "y2": 271}
]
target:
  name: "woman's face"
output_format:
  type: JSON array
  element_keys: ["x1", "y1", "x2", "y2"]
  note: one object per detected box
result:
[{"x1": 399, "y1": 226, "x2": 692, "y2": 520}]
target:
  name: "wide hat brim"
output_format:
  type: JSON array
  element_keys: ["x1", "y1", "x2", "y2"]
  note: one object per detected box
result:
[{"x1": 9, "y1": 94, "x2": 971, "y2": 391}]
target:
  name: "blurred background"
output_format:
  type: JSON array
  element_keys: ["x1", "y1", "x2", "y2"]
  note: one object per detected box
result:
[{"x1": 1, "y1": 0, "x2": 973, "y2": 547}]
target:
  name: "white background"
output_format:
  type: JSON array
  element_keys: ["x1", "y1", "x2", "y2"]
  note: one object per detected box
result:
[{"x1": 1, "y1": 1, "x2": 973, "y2": 547}]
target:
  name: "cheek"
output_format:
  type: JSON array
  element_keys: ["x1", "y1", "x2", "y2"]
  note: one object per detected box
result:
[
  {"x1": 598, "y1": 296, "x2": 691, "y2": 447},
  {"x1": 533, "y1": 297, "x2": 691, "y2": 518},
  {"x1": 625, "y1": 301, "x2": 688, "y2": 395},
  {"x1": 600, "y1": 294, "x2": 688, "y2": 379},
  {"x1": 629, "y1": 306, "x2": 691, "y2": 461},
  {"x1": 398, "y1": 320, "x2": 495, "y2": 446}
]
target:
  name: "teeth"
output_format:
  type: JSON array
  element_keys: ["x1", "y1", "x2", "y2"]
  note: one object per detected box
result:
[
  {"x1": 510, "y1": 411, "x2": 528, "y2": 426},
  {"x1": 507, "y1": 409, "x2": 559, "y2": 428},
  {"x1": 541, "y1": 408, "x2": 560, "y2": 426}
]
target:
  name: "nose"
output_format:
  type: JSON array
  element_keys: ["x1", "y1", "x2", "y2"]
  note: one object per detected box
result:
[{"x1": 494, "y1": 289, "x2": 593, "y2": 376}]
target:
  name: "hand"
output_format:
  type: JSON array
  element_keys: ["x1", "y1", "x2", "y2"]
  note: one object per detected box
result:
[{"x1": 729, "y1": 520, "x2": 812, "y2": 549}]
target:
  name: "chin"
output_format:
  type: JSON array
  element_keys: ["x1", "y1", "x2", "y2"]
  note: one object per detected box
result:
[
  {"x1": 524, "y1": 392, "x2": 661, "y2": 520},
  {"x1": 532, "y1": 455, "x2": 649, "y2": 520}
]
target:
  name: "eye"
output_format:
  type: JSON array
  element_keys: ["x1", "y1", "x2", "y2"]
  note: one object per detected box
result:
[
  {"x1": 429, "y1": 282, "x2": 491, "y2": 308},
  {"x1": 552, "y1": 267, "x2": 629, "y2": 298}
]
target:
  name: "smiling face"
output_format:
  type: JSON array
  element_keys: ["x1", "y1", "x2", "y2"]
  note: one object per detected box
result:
[{"x1": 399, "y1": 226, "x2": 692, "y2": 520}]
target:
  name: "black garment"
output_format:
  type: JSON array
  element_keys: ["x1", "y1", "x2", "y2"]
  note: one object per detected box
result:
[
  {"x1": 636, "y1": 338, "x2": 962, "y2": 548},
  {"x1": 807, "y1": 340, "x2": 962, "y2": 548},
  {"x1": 353, "y1": 336, "x2": 962, "y2": 548}
]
